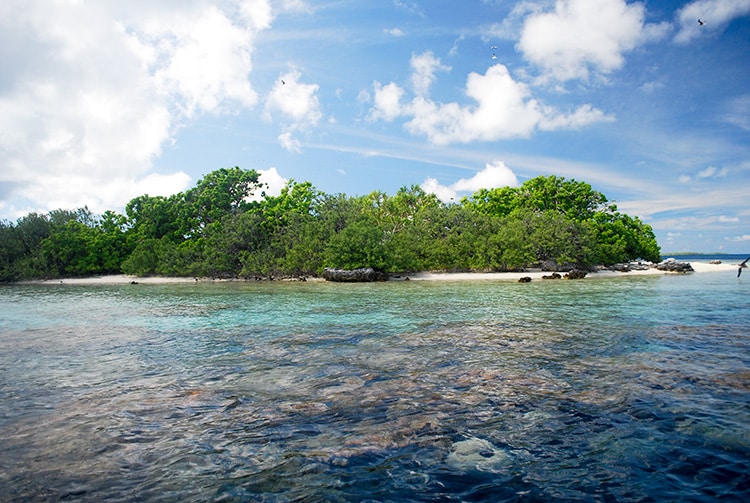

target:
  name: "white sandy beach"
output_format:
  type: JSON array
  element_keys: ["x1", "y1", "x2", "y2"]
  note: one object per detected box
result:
[
  {"x1": 18, "y1": 261, "x2": 739, "y2": 285},
  {"x1": 406, "y1": 261, "x2": 736, "y2": 281}
]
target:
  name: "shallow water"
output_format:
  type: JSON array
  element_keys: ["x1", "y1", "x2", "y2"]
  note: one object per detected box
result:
[{"x1": 1, "y1": 271, "x2": 749, "y2": 501}]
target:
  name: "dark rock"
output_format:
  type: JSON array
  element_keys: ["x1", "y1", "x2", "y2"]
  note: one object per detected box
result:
[
  {"x1": 610, "y1": 263, "x2": 632, "y2": 272},
  {"x1": 323, "y1": 267, "x2": 388, "y2": 282},
  {"x1": 565, "y1": 270, "x2": 587, "y2": 280},
  {"x1": 655, "y1": 259, "x2": 694, "y2": 273},
  {"x1": 518, "y1": 276, "x2": 532, "y2": 283},
  {"x1": 542, "y1": 272, "x2": 562, "y2": 280},
  {"x1": 609, "y1": 261, "x2": 652, "y2": 272}
]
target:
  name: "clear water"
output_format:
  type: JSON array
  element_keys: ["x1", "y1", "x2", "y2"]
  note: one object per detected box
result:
[{"x1": 1, "y1": 271, "x2": 748, "y2": 502}]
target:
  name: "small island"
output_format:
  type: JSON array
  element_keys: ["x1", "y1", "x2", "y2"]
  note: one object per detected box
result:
[{"x1": 1, "y1": 168, "x2": 662, "y2": 283}]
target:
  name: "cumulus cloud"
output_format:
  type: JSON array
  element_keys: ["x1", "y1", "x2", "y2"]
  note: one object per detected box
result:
[
  {"x1": 421, "y1": 178, "x2": 459, "y2": 203},
  {"x1": 421, "y1": 161, "x2": 519, "y2": 202},
  {"x1": 368, "y1": 56, "x2": 612, "y2": 145},
  {"x1": 251, "y1": 167, "x2": 288, "y2": 201},
  {"x1": 517, "y1": 0, "x2": 669, "y2": 82},
  {"x1": 674, "y1": 0, "x2": 750, "y2": 44},
  {"x1": 142, "y1": 5, "x2": 262, "y2": 117},
  {"x1": 265, "y1": 70, "x2": 321, "y2": 125},
  {"x1": 0, "y1": 0, "x2": 274, "y2": 217},
  {"x1": 265, "y1": 70, "x2": 322, "y2": 152},
  {"x1": 368, "y1": 82, "x2": 405, "y2": 122}
]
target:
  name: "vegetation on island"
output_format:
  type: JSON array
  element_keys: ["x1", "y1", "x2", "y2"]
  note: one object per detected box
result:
[{"x1": 0, "y1": 167, "x2": 660, "y2": 281}]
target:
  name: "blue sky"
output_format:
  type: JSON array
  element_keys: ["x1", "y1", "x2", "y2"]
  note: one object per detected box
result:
[{"x1": 1, "y1": 0, "x2": 748, "y2": 253}]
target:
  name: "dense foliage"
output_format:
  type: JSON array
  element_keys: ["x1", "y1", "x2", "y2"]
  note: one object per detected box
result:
[{"x1": 0, "y1": 167, "x2": 660, "y2": 281}]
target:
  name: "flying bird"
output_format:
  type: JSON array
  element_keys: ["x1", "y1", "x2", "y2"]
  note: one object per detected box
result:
[
  {"x1": 491, "y1": 53, "x2": 498, "y2": 60},
  {"x1": 738, "y1": 257, "x2": 749, "y2": 278},
  {"x1": 281, "y1": 79, "x2": 286, "y2": 85},
  {"x1": 698, "y1": 19, "x2": 705, "y2": 26}
]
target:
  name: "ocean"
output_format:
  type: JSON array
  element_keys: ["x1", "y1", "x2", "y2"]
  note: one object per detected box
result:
[{"x1": 1, "y1": 264, "x2": 748, "y2": 501}]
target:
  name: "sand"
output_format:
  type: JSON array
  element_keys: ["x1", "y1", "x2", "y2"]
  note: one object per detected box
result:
[
  {"x1": 15, "y1": 261, "x2": 739, "y2": 285},
  {"x1": 407, "y1": 260, "x2": 738, "y2": 281}
]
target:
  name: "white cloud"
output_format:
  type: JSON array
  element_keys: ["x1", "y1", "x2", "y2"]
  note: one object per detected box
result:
[
  {"x1": 421, "y1": 177, "x2": 459, "y2": 203},
  {"x1": 265, "y1": 70, "x2": 322, "y2": 152},
  {"x1": 278, "y1": 132, "x2": 301, "y2": 153},
  {"x1": 369, "y1": 58, "x2": 612, "y2": 145},
  {"x1": 454, "y1": 161, "x2": 519, "y2": 192},
  {"x1": 144, "y1": 5, "x2": 261, "y2": 117},
  {"x1": 680, "y1": 165, "x2": 729, "y2": 183},
  {"x1": 728, "y1": 234, "x2": 750, "y2": 242},
  {"x1": 265, "y1": 70, "x2": 321, "y2": 125},
  {"x1": 406, "y1": 64, "x2": 545, "y2": 143},
  {"x1": 697, "y1": 166, "x2": 728, "y2": 178},
  {"x1": 0, "y1": 0, "x2": 274, "y2": 216},
  {"x1": 422, "y1": 161, "x2": 519, "y2": 202},
  {"x1": 674, "y1": 0, "x2": 750, "y2": 44},
  {"x1": 385, "y1": 27, "x2": 404, "y2": 37},
  {"x1": 255, "y1": 167, "x2": 288, "y2": 200},
  {"x1": 368, "y1": 82, "x2": 405, "y2": 122},
  {"x1": 410, "y1": 51, "x2": 450, "y2": 96},
  {"x1": 517, "y1": 0, "x2": 669, "y2": 82},
  {"x1": 539, "y1": 104, "x2": 615, "y2": 131}
]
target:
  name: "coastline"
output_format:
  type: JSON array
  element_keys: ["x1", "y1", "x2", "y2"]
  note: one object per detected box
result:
[
  {"x1": 405, "y1": 260, "x2": 735, "y2": 281},
  {"x1": 13, "y1": 261, "x2": 738, "y2": 285}
]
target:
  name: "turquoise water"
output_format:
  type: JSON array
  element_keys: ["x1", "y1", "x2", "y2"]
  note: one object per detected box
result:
[{"x1": 1, "y1": 270, "x2": 748, "y2": 501}]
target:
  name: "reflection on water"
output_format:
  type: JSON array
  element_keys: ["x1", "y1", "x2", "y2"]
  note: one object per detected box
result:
[{"x1": 1, "y1": 274, "x2": 749, "y2": 501}]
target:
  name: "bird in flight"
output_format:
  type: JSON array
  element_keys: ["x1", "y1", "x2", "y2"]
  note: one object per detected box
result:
[
  {"x1": 698, "y1": 19, "x2": 705, "y2": 26},
  {"x1": 281, "y1": 79, "x2": 286, "y2": 85},
  {"x1": 491, "y1": 53, "x2": 497, "y2": 60},
  {"x1": 738, "y1": 257, "x2": 749, "y2": 278}
]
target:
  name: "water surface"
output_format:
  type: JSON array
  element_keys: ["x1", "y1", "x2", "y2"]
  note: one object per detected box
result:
[{"x1": 1, "y1": 272, "x2": 748, "y2": 501}]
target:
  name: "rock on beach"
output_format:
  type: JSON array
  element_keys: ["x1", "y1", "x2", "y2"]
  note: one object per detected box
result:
[
  {"x1": 323, "y1": 267, "x2": 388, "y2": 282},
  {"x1": 655, "y1": 258, "x2": 694, "y2": 273}
]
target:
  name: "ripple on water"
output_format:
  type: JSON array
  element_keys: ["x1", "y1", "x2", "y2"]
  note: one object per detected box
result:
[{"x1": 0, "y1": 277, "x2": 748, "y2": 501}]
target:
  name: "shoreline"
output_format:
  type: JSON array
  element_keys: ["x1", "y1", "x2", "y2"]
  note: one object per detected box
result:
[
  {"x1": 11, "y1": 261, "x2": 739, "y2": 285},
  {"x1": 404, "y1": 260, "x2": 735, "y2": 281}
]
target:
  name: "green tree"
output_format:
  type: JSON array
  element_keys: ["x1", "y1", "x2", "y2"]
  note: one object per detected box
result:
[
  {"x1": 325, "y1": 218, "x2": 388, "y2": 270},
  {"x1": 516, "y1": 176, "x2": 609, "y2": 221},
  {"x1": 462, "y1": 186, "x2": 519, "y2": 218},
  {"x1": 183, "y1": 167, "x2": 263, "y2": 235},
  {"x1": 125, "y1": 194, "x2": 185, "y2": 242},
  {"x1": 95, "y1": 210, "x2": 131, "y2": 273},
  {"x1": 0, "y1": 220, "x2": 25, "y2": 281},
  {"x1": 592, "y1": 211, "x2": 661, "y2": 263}
]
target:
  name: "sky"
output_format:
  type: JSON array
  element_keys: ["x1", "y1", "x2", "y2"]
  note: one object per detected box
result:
[{"x1": 1, "y1": 0, "x2": 749, "y2": 253}]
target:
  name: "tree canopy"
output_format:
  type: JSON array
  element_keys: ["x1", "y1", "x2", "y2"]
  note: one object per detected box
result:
[{"x1": 0, "y1": 169, "x2": 661, "y2": 281}]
